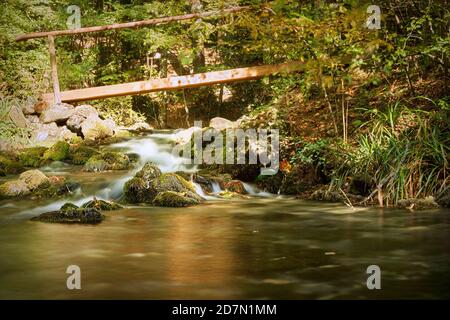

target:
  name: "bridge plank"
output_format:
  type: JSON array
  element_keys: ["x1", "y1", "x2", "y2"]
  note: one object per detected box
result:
[{"x1": 42, "y1": 61, "x2": 303, "y2": 104}]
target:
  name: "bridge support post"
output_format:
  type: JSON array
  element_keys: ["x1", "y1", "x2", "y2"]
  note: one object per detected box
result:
[{"x1": 48, "y1": 35, "x2": 61, "y2": 104}]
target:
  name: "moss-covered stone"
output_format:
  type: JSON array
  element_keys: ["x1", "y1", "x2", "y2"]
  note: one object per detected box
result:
[
  {"x1": 0, "y1": 153, "x2": 24, "y2": 176},
  {"x1": 152, "y1": 191, "x2": 200, "y2": 207},
  {"x1": 31, "y1": 177, "x2": 80, "y2": 199},
  {"x1": 43, "y1": 141, "x2": 70, "y2": 161},
  {"x1": 152, "y1": 173, "x2": 196, "y2": 194},
  {"x1": 126, "y1": 153, "x2": 140, "y2": 164},
  {"x1": 398, "y1": 197, "x2": 440, "y2": 210},
  {"x1": 123, "y1": 177, "x2": 155, "y2": 203},
  {"x1": 81, "y1": 198, "x2": 123, "y2": 210},
  {"x1": 69, "y1": 145, "x2": 100, "y2": 165},
  {"x1": 84, "y1": 151, "x2": 130, "y2": 172},
  {"x1": 223, "y1": 180, "x2": 246, "y2": 194},
  {"x1": 60, "y1": 203, "x2": 79, "y2": 211},
  {"x1": 135, "y1": 162, "x2": 161, "y2": 181},
  {"x1": 19, "y1": 147, "x2": 48, "y2": 167},
  {"x1": 31, "y1": 207, "x2": 104, "y2": 224}
]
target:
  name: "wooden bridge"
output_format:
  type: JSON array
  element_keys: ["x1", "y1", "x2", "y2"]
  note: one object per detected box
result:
[{"x1": 16, "y1": 5, "x2": 303, "y2": 105}]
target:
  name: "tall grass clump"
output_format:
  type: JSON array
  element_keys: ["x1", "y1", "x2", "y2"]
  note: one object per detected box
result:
[{"x1": 331, "y1": 102, "x2": 449, "y2": 206}]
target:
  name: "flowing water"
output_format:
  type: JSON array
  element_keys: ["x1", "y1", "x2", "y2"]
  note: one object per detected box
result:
[{"x1": 0, "y1": 132, "x2": 449, "y2": 299}]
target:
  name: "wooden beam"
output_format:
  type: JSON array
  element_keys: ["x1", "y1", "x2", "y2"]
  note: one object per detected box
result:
[
  {"x1": 48, "y1": 35, "x2": 61, "y2": 104},
  {"x1": 42, "y1": 61, "x2": 303, "y2": 104},
  {"x1": 16, "y1": 6, "x2": 251, "y2": 41}
]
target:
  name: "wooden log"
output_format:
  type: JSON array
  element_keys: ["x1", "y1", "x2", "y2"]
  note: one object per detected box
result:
[
  {"x1": 16, "y1": 6, "x2": 251, "y2": 42},
  {"x1": 48, "y1": 35, "x2": 61, "y2": 104},
  {"x1": 41, "y1": 61, "x2": 303, "y2": 104}
]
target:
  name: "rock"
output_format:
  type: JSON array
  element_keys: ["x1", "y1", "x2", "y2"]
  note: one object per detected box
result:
[
  {"x1": 31, "y1": 207, "x2": 104, "y2": 224},
  {"x1": 121, "y1": 122, "x2": 153, "y2": 133},
  {"x1": 0, "y1": 180, "x2": 30, "y2": 199},
  {"x1": 81, "y1": 115, "x2": 114, "y2": 140},
  {"x1": 103, "y1": 119, "x2": 116, "y2": 132},
  {"x1": 19, "y1": 147, "x2": 48, "y2": 167},
  {"x1": 33, "y1": 101, "x2": 49, "y2": 114},
  {"x1": 60, "y1": 203, "x2": 79, "y2": 211},
  {"x1": 8, "y1": 105, "x2": 28, "y2": 128},
  {"x1": 21, "y1": 101, "x2": 36, "y2": 115},
  {"x1": 398, "y1": 197, "x2": 440, "y2": 210},
  {"x1": 84, "y1": 152, "x2": 130, "y2": 172},
  {"x1": 0, "y1": 153, "x2": 24, "y2": 176},
  {"x1": 66, "y1": 105, "x2": 99, "y2": 133},
  {"x1": 29, "y1": 122, "x2": 61, "y2": 146},
  {"x1": 43, "y1": 141, "x2": 70, "y2": 161},
  {"x1": 124, "y1": 177, "x2": 155, "y2": 203},
  {"x1": 40, "y1": 103, "x2": 75, "y2": 124},
  {"x1": 31, "y1": 176, "x2": 80, "y2": 199},
  {"x1": 18, "y1": 170, "x2": 50, "y2": 191},
  {"x1": 69, "y1": 145, "x2": 99, "y2": 165},
  {"x1": 135, "y1": 162, "x2": 162, "y2": 181},
  {"x1": 25, "y1": 115, "x2": 40, "y2": 124},
  {"x1": 223, "y1": 180, "x2": 246, "y2": 194},
  {"x1": 173, "y1": 126, "x2": 202, "y2": 145},
  {"x1": 152, "y1": 173, "x2": 197, "y2": 195},
  {"x1": 152, "y1": 191, "x2": 201, "y2": 207},
  {"x1": 209, "y1": 117, "x2": 236, "y2": 130},
  {"x1": 81, "y1": 198, "x2": 123, "y2": 211},
  {"x1": 310, "y1": 188, "x2": 344, "y2": 202},
  {"x1": 437, "y1": 194, "x2": 450, "y2": 208},
  {"x1": 217, "y1": 190, "x2": 250, "y2": 199},
  {"x1": 59, "y1": 126, "x2": 78, "y2": 143}
]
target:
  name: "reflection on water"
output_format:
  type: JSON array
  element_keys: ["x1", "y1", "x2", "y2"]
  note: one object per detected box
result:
[{"x1": 0, "y1": 197, "x2": 449, "y2": 299}]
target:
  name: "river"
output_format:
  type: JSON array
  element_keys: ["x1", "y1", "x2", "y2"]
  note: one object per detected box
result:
[{"x1": 0, "y1": 132, "x2": 449, "y2": 299}]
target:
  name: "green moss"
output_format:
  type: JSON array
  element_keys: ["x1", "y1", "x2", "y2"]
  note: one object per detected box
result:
[
  {"x1": 31, "y1": 208, "x2": 104, "y2": 224},
  {"x1": 84, "y1": 152, "x2": 130, "y2": 172},
  {"x1": 69, "y1": 145, "x2": 99, "y2": 165},
  {"x1": 0, "y1": 153, "x2": 24, "y2": 175},
  {"x1": 32, "y1": 180, "x2": 80, "y2": 199},
  {"x1": 135, "y1": 162, "x2": 161, "y2": 181},
  {"x1": 19, "y1": 147, "x2": 48, "y2": 167},
  {"x1": 60, "y1": 203, "x2": 79, "y2": 211},
  {"x1": 153, "y1": 173, "x2": 196, "y2": 194},
  {"x1": 43, "y1": 141, "x2": 70, "y2": 161},
  {"x1": 123, "y1": 177, "x2": 156, "y2": 203},
  {"x1": 81, "y1": 198, "x2": 123, "y2": 210},
  {"x1": 152, "y1": 191, "x2": 200, "y2": 207}
]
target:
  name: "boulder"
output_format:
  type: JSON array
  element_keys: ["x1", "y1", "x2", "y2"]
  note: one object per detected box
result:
[
  {"x1": 60, "y1": 203, "x2": 79, "y2": 211},
  {"x1": 8, "y1": 105, "x2": 28, "y2": 128},
  {"x1": 152, "y1": 173, "x2": 197, "y2": 195},
  {"x1": 124, "y1": 177, "x2": 155, "y2": 203},
  {"x1": 152, "y1": 191, "x2": 201, "y2": 207},
  {"x1": 84, "y1": 151, "x2": 130, "y2": 172},
  {"x1": 29, "y1": 122, "x2": 64, "y2": 146},
  {"x1": 21, "y1": 102, "x2": 36, "y2": 115},
  {"x1": 19, "y1": 147, "x2": 48, "y2": 167},
  {"x1": 121, "y1": 122, "x2": 153, "y2": 133},
  {"x1": 67, "y1": 105, "x2": 99, "y2": 133},
  {"x1": 81, "y1": 198, "x2": 123, "y2": 211},
  {"x1": 173, "y1": 126, "x2": 202, "y2": 145},
  {"x1": 0, "y1": 180, "x2": 30, "y2": 199},
  {"x1": 31, "y1": 207, "x2": 104, "y2": 224},
  {"x1": 135, "y1": 162, "x2": 162, "y2": 181},
  {"x1": 43, "y1": 141, "x2": 70, "y2": 161},
  {"x1": 81, "y1": 115, "x2": 114, "y2": 140},
  {"x1": 31, "y1": 176, "x2": 80, "y2": 199},
  {"x1": 18, "y1": 170, "x2": 50, "y2": 191},
  {"x1": 40, "y1": 103, "x2": 75, "y2": 124},
  {"x1": 33, "y1": 101, "x2": 49, "y2": 114},
  {"x1": 223, "y1": 180, "x2": 246, "y2": 194},
  {"x1": 25, "y1": 115, "x2": 40, "y2": 124},
  {"x1": 209, "y1": 117, "x2": 236, "y2": 131}
]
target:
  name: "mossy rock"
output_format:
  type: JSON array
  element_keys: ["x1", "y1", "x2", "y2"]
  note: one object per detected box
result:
[
  {"x1": 123, "y1": 177, "x2": 156, "y2": 203},
  {"x1": 43, "y1": 141, "x2": 70, "y2": 161},
  {"x1": 223, "y1": 180, "x2": 246, "y2": 194},
  {"x1": 126, "y1": 153, "x2": 140, "y2": 164},
  {"x1": 152, "y1": 191, "x2": 200, "y2": 207},
  {"x1": 135, "y1": 162, "x2": 161, "y2": 181},
  {"x1": 19, "y1": 147, "x2": 48, "y2": 167},
  {"x1": 437, "y1": 194, "x2": 450, "y2": 208},
  {"x1": 60, "y1": 203, "x2": 79, "y2": 211},
  {"x1": 69, "y1": 145, "x2": 100, "y2": 165},
  {"x1": 0, "y1": 153, "x2": 24, "y2": 176},
  {"x1": 152, "y1": 173, "x2": 196, "y2": 194},
  {"x1": 81, "y1": 198, "x2": 123, "y2": 211},
  {"x1": 255, "y1": 173, "x2": 284, "y2": 194},
  {"x1": 31, "y1": 207, "x2": 104, "y2": 224},
  {"x1": 398, "y1": 197, "x2": 440, "y2": 210},
  {"x1": 31, "y1": 179, "x2": 80, "y2": 199},
  {"x1": 84, "y1": 152, "x2": 130, "y2": 172}
]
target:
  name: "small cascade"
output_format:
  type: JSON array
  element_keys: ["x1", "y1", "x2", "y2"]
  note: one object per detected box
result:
[{"x1": 242, "y1": 182, "x2": 272, "y2": 197}]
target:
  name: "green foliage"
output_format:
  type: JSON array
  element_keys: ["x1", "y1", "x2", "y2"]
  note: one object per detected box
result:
[{"x1": 92, "y1": 96, "x2": 146, "y2": 127}]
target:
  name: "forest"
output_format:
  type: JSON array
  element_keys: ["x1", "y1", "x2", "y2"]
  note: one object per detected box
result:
[{"x1": 0, "y1": 0, "x2": 449, "y2": 300}]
